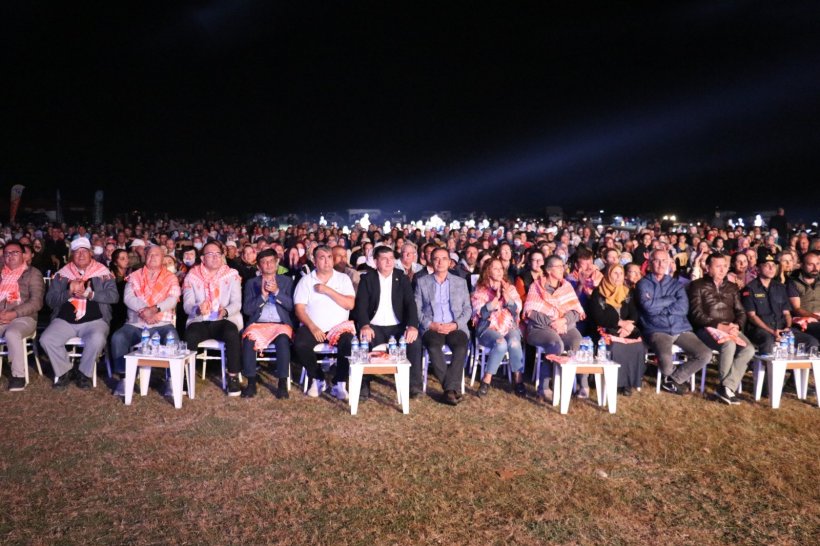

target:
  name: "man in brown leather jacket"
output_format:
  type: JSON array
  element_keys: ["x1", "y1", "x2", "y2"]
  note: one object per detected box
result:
[
  {"x1": 688, "y1": 253, "x2": 755, "y2": 405},
  {"x1": 0, "y1": 240, "x2": 45, "y2": 391}
]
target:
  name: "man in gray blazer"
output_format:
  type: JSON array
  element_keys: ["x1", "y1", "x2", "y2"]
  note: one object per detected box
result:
[{"x1": 415, "y1": 247, "x2": 472, "y2": 405}]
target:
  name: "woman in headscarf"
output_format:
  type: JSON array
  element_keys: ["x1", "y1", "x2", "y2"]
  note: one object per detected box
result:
[
  {"x1": 587, "y1": 264, "x2": 646, "y2": 396},
  {"x1": 471, "y1": 258, "x2": 525, "y2": 397}
]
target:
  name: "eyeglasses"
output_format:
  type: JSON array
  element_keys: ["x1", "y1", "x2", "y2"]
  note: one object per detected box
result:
[
  {"x1": 4, "y1": 250, "x2": 21, "y2": 256},
  {"x1": 203, "y1": 252, "x2": 222, "y2": 258}
]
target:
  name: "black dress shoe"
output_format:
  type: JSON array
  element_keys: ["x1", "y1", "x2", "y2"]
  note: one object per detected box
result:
[
  {"x1": 75, "y1": 373, "x2": 93, "y2": 389},
  {"x1": 409, "y1": 388, "x2": 423, "y2": 399},
  {"x1": 276, "y1": 378, "x2": 289, "y2": 399},
  {"x1": 514, "y1": 382, "x2": 526, "y2": 397},
  {"x1": 359, "y1": 381, "x2": 371, "y2": 402},
  {"x1": 477, "y1": 382, "x2": 491, "y2": 397},
  {"x1": 240, "y1": 382, "x2": 257, "y2": 398},
  {"x1": 443, "y1": 390, "x2": 459, "y2": 406},
  {"x1": 621, "y1": 387, "x2": 633, "y2": 397},
  {"x1": 53, "y1": 373, "x2": 71, "y2": 389}
]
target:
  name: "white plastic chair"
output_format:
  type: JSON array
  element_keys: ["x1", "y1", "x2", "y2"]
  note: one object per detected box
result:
[
  {"x1": 65, "y1": 336, "x2": 112, "y2": 387},
  {"x1": 470, "y1": 338, "x2": 513, "y2": 387},
  {"x1": 0, "y1": 332, "x2": 43, "y2": 384},
  {"x1": 422, "y1": 344, "x2": 467, "y2": 395},
  {"x1": 650, "y1": 344, "x2": 705, "y2": 393},
  {"x1": 298, "y1": 343, "x2": 338, "y2": 393},
  {"x1": 196, "y1": 339, "x2": 239, "y2": 391}
]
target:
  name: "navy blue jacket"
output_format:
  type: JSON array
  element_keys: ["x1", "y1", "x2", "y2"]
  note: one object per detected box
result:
[
  {"x1": 636, "y1": 274, "x2": 693, "y2": 336},
  {"x1": 242, "y1": 274, "x2": 294, "y2": 327}
]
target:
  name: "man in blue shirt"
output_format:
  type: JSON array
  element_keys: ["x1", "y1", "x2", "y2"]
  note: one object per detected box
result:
[
  {"x1": 415, "y1": 248, "x2": 472, "y2": 405},
  {"x1": 240, "y1": 249, "x2": 294, "y2": 399}
]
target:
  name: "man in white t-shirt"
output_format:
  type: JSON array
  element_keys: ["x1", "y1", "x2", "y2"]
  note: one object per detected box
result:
[{"x1": 293, "y1": 245, "x2": 356, "y2": 399}]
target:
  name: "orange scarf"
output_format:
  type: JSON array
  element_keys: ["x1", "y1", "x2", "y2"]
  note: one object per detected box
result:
[
  {"x1": 55, "y1": 261, "x2": 111, "y2": 320},
  {"x1": 327, "y1": 320, "x2": 356, "y2": 346},
  {"x1": 0, "y1": 265, "x2": 26, "y2": 305},
  {"x1": 129, "y1": 266, "x2": 180, "y2": 323},
  {"x1": 471, "y1": 284, "x2": 521, "y2": 336},
  {"x1": 523, "y1": 278, "x2": 585, "y2": 322},
  {"x1": 243, "y1": 324, "x2": 294, "y2": 352},
  {"x1": 183, "y1": 264, "x2": 238, "y2": 317}
]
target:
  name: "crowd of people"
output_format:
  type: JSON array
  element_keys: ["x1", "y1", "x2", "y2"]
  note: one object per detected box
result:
[{"x1": 1, "y1": 207, "x2": 818, "y2": 407}]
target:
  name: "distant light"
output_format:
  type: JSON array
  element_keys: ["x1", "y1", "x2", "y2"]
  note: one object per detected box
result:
[
  {"x1": 754, "y1": 215, "x2": 763, "y2": 227},
  {"x1": 319, "y1": 215, "x2": 327, "y2": 226},
  {"x1": 342, "y1": 226, "x2": 350, "y2": 234},
  {"x1": 383, "y1": 220, "x2": 391, "y2": 232},
  {"x1": 670, "y1": 215, "x2": 676, "y2": 222},
  {"x1": 359, "y1": 213, "x2": 371, "y2": 230},
  {"x1": 450, "y1": 220, "x2": 461, "y2": 230},
  {"x1": 599, "y1": 210, "x2": 604, "y2": 214}
]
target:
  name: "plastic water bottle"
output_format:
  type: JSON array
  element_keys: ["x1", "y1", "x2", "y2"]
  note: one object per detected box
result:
[
  {"x1": 584, "y1": 337, "x2": 594, "y2": 362},
  {"x1": 787, "y1": 331, "x2": 795, "y2": 356},
  {"x1": 141, "y1": 326, "x2": 151, "y2": 353},
  {"x1": 165, "y1": 330, "x2": 177, "y2": 354},
  {"x1": 388, "y1": 336, "x2": 397, "y2": 360},
  {"x1": 597, "y1": 338, "x2": 608, "y2": 362},
  {"x1": 150, "y1": 331, "x2": 161, "y2": 355},
  {"x1": 361, "y1": 338, "x2": 369, "y2": 362},
  {"x1": 351, "y1": 336, "x2": 360, "y2": 362},
  {"x1": 398, "y1": 335, "x2": 407, "y2": 361}
]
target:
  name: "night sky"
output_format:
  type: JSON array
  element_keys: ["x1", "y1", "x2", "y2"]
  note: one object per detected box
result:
[{"x1": 4, "y1": 2, "x2": 820, "y2": 220}]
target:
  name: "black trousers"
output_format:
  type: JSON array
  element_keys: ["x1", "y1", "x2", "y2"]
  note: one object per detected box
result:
[
  {"x1": 365, "y1": 324, "x2": 423, "y2": 391},
  {"x1": 185, "y1": 320, "x2": 242, "y2": 374},
  {"x1": 292, "y1": 325, "x2": 352, "y2": 383},
  {"x1": 241, "y1": 333, "x2": 291, "y2": 379},
  {"x1": 422, "y1": 329, "x2": 468, "y2": 392}
]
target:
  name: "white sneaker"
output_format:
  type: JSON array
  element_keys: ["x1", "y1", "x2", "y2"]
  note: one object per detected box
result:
[
  {"x1": 307, "y1": 379, "x2": 321, "y2": 398},
  {"x1": 331, "y1": 382, "x2": 349, "y2": 401}
]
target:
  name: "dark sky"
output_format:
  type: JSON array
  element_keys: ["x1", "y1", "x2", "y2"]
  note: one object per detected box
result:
[{"x1": 4, "y1": 2, "x2": 820, "y2": 220}]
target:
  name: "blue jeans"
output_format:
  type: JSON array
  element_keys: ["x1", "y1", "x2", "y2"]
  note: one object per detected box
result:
[
  {"x1": 111, "y1": 323, "x2": 179, "y2": 374},
  {"x1": 478, "y1": 328, "x2": 524, "y2": 376}
]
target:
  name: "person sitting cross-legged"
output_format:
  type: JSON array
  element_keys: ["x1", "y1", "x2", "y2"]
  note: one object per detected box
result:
[{"x1": 637, "y1": 249, "x2": 712, "y2": 395}]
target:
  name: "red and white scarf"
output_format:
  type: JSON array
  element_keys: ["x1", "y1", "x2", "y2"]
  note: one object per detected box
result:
[
  {"x1": 471, "y1": 284, "x2": 521, "y2": 336},
  {"x1": 55, "y1": 261, "x2": 111, "y2": 320},
  {"x1": 243, "y1": 323, "x2": 294, "y2": 352},
  {"x1": 523, "y1": 278, "x2": 585, "y2": 322},
  {"x1": 794, "y1": 317, "x2": 818, "y2": 331},
  {"x1": 129, "y1": 266, "x2": 180, "y2": 324},
  {"x1": 183, "y1": 264, "x2": 239, "y2": 317},
  {"x1": 706, "y1": 326, "x2": 748, "y2": 347},
  {"x1": 0, "y1": 265, "x2": 26, "y2": 305},
  {"x1": 327, "y1": 320, "x2": 356, "y2": 346},
  {"x1": 597, "y1": 327, "x2": 643, "y2": 345}
]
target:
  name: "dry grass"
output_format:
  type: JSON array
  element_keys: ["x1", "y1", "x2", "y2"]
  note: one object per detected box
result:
[{"x1": 0, "y1": 362, "x2": 818, "y2": 545}]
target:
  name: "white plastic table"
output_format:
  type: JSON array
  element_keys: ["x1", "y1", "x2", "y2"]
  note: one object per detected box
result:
[
  {"x1": 348, "y1": 358, "x2": 411, "y2": 415},
  {"x1": 124, "y1": 350, "x2": 196, "y2": 409},
  {"x1": 553, "y1": 359, "x2": 621, "y2": 415},
  {"x1": 753, "y1": 355, "x2": 820, "y2": 409}
]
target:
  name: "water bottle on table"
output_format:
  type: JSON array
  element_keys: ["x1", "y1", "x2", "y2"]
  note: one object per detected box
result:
[
  {"x1": 351, "y1": 336, "x2": 360, "y2": 362},
  {"x1": 597, "y1": 337, "x2": 608, "y2": 362},
  {"x1": 361, "y1": 338, "x2": 369, "y2": 363},
  {"x1": 398, "y1": 335, "x2": 407, "y2": 361},
  {"x1": 150, "y1": 331, "x2": 161, "y2": 355},
  {"x1": 388, "y1": 336, "x2": 397, "y2": 360},
  {"x1": 165, "y1": 330, "x2": 177, "y2": 355},
  {"x1": 141, "y1": 326, "x2": 151, "y2": 354}
]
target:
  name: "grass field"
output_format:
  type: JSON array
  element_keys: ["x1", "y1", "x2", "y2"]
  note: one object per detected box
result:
[{"x1": 0, "y1": 360, "x2": 818, "y2": 545}]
